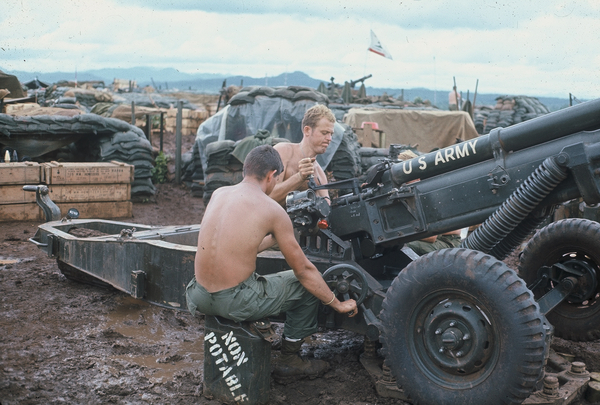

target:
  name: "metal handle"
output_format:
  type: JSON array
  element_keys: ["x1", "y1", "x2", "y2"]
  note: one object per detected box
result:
[
  {"x1": 23, "y1": 185, "x2": 40, "y2": 192},
  {"x1": 28, "y1": 237, "x2": 48, "y2": 247}
]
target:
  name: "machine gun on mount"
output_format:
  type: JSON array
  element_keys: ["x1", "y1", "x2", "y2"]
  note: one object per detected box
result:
[
  {"x1": 323, "y1": 74, "x2": 373, "y2": 103},
  {"x1": 349, "y1": 74, "x2": 372, "y2": 88},
  {"x1": 284, "y1": 98, "x2": 600, "y2": 404}
]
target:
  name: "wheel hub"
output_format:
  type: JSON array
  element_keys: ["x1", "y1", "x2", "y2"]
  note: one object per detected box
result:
[
  {"x1": 441, "y1": 327, "x2": 464, "y2": 351},
  {"x1": 560, "y1": 258, "x2": 598, "y2": 303},
  {"x1": 423, "y1": 298, "x2": 493, "y2": 375},
  {"x1": 336, "y1": 279, "x2": 350, "y2": 294}
]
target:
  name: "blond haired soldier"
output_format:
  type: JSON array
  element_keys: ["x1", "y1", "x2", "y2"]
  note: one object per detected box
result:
[{"x1": 269, "y1": 104, "x2": 335, "y2": 205}]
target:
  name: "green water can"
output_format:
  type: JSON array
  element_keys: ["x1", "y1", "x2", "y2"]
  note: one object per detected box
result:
[{"x1": 203, "y1": 316, "x2": 271, "y2": 404}]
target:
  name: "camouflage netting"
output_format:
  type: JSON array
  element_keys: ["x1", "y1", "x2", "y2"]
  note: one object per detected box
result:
[
  {"x1": 0, "y1": 113, "x2": 156, "y2": 199},
  {"x1": 0, "y1": 70, "x2": 26, "y2": 99},
  {"x1": 474, "y1": 96, "x2": 550, "y2": 134}
]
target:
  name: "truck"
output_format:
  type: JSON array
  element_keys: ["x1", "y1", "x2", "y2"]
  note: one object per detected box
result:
[{"x1": 29, "y1": 97, "x2": 600, "y2": 404}]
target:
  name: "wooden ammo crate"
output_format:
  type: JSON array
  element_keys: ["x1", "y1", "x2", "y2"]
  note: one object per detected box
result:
[
  {"x1": 0, "y1": 162, "x2": 133, "y2": 221},
  {"x1": 47, "y1": 183, "x2": 131, "y2": 203},
  {"x1": 0, "y1": 183, "x2": 130, "y2": 204},
  {"x1": 0, "y1": 201, "x2": 133, "y2": 222},
  {"x1": 165, "y1": 108, "x2": 208, "y2": 135},
  {"x1": 0, "y1": 203, "x2": 40, "y2": 221},
  {"x1": 3, "y1": 103, "x2": 39, "y2": 115},
  {"x1": 55, "y1": 201, "x2": 132, "y2": 219},
  {"x1": 42, "y1": 161, "x2": 134, "y2": 185},
  {"x1": 0, "y1": 200, "x2": 133, "y2": 222},
  {"x1": 0, "y1": 162, "x2": 41, "y2": 185},
  {"x1": 0, "y1": 185, "x2": 37, "y2": 204}
]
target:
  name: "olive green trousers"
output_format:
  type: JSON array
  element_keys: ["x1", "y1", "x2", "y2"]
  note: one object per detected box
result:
[
  {"x1": 406, "y1": 234, "x2": 462, "y2": 256},
  {"x1": 186, "y1": 270, "x2": 319, "y2": 340}
]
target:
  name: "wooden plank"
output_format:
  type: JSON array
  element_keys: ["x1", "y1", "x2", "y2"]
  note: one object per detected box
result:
[
  {"x1": 0, "y1": 162, "x2": 41, "y2": 185},
  {"x1": 0, "y1": 200, "x2": 133, "y2": 222},
  {"x1": 0, "y1": 185, "x2": 37, "y2": 204},
  {"x1": 47, "y1": 183, "x2": 131, "y2": 202},
  {"x1": 42, "y1": 161, "x2": 134, "y2": 185},
  {"x1": 56, "y1": 201, "x2": 132, "y2": 219},
  {"x1": 3, "y1": 103, "x2": 38, "y2": 115},
  {"x1": 0, "y1": 259, "x2": 19, "y2": 265},
  {"x1": 0, "y1": 203, "x2": 41, "y2": 222}
]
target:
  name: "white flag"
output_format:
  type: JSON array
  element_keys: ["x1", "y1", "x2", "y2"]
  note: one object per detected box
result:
[{"x1": 368, "y1": 30, "x2": 393, "y2": 60}]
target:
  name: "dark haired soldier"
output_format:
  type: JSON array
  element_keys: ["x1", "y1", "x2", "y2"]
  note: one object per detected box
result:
[{"x1": 186, "y1": 145, "x2": 357, "y2": 380}]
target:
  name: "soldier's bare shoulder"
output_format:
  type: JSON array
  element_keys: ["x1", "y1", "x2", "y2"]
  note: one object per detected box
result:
[{"x1": 274, "y1": 142, "x2": 297, "y2": 156}]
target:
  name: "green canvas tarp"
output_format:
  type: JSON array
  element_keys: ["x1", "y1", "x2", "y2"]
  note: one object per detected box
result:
[{"x1": 0, "y1": 70, "x2": 25, "y2": 99}]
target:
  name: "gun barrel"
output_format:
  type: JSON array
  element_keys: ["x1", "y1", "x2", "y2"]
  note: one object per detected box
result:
[
  {"x1": 390, "y1": 98, "x2": 600, "y2": 185},
  {"x1": 350, "y1": 74, "x2": 372, "y2": 86}
]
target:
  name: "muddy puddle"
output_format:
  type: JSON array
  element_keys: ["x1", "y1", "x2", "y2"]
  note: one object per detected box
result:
[{"x1": 102, "y1": 295, "x2": 204, "y2": 382}]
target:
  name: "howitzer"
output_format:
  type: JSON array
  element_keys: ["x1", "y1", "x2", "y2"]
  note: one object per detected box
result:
[
  {"x1": 27, "y1": 98, "x2": 600, "y2": 404},
  {"x1": 284, "y1": 98, "x2": 600, "y2": 404},
  {"x1": 349, "y1": 74, "x2": 372, "y2": 88}
]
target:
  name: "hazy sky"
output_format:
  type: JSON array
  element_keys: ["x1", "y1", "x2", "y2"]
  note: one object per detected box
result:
[{"x1": 2, "y1": 0, "x2": 599, "y2": 98}]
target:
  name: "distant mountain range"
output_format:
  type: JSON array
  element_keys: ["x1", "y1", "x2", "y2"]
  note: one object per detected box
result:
[{"x1": 3, "y1": 66, "x2": 573, "y2": 112}]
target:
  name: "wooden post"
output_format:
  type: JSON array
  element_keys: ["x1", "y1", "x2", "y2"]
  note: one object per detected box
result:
[
  {"x1": 363, "y1": 123, "x2": 374, "y2": 147},
  {"x1": 175, "y1": 101, "x2": 183, "y2": 184},
  {"x1": 159, "y1": 111, "x2": 164, "y2": 152},
  {"x1": 472, "y1": 79, "x2": 479, "y2": 120},
  {"x1": 453, "y1": 76, "x2": 460, "y2": 110},
  {"x1": 145, "y1": 114, "x2": 151, "y2": 141}
]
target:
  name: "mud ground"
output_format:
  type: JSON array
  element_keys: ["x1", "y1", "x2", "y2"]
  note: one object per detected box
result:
[
  {"x1": 2, "y1": 132, "x2": 600, "y2": 404},
  {"x1": 1, "y1": 181, "x2": 408, "y2": 405}
]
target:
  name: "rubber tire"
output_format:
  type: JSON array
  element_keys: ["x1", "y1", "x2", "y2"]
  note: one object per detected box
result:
[
  {"x1": 519, "y1": 218, "x2": 600, "y2": 341},
  {"x1": 380, "y1": 248, "x2": 548, "y2": 405}
]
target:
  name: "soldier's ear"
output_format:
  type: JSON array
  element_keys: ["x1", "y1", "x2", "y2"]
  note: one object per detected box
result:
[
  {"x1": 303, "y1": 125, "x2": 312, "y2": 137},
  {"x1": 266, "y1": 169, "x2": 278, "y2": 183}
]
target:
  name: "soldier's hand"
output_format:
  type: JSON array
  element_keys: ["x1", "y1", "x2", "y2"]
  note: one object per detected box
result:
[
  {"x1": 298, "y1": 157, "x2": 315, "y2": 180},
  {"x1": 331, "y1": 298, "x2": 358, "y2": 317}
]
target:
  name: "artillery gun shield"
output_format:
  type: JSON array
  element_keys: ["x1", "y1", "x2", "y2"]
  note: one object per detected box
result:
[{"x1": 380, "y1": 248, "x2": 550, "y2": 405}]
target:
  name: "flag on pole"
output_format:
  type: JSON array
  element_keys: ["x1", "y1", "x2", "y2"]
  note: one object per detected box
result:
[{"x1": 368, "y1": 30, "x2": 393, "y2": 60}]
